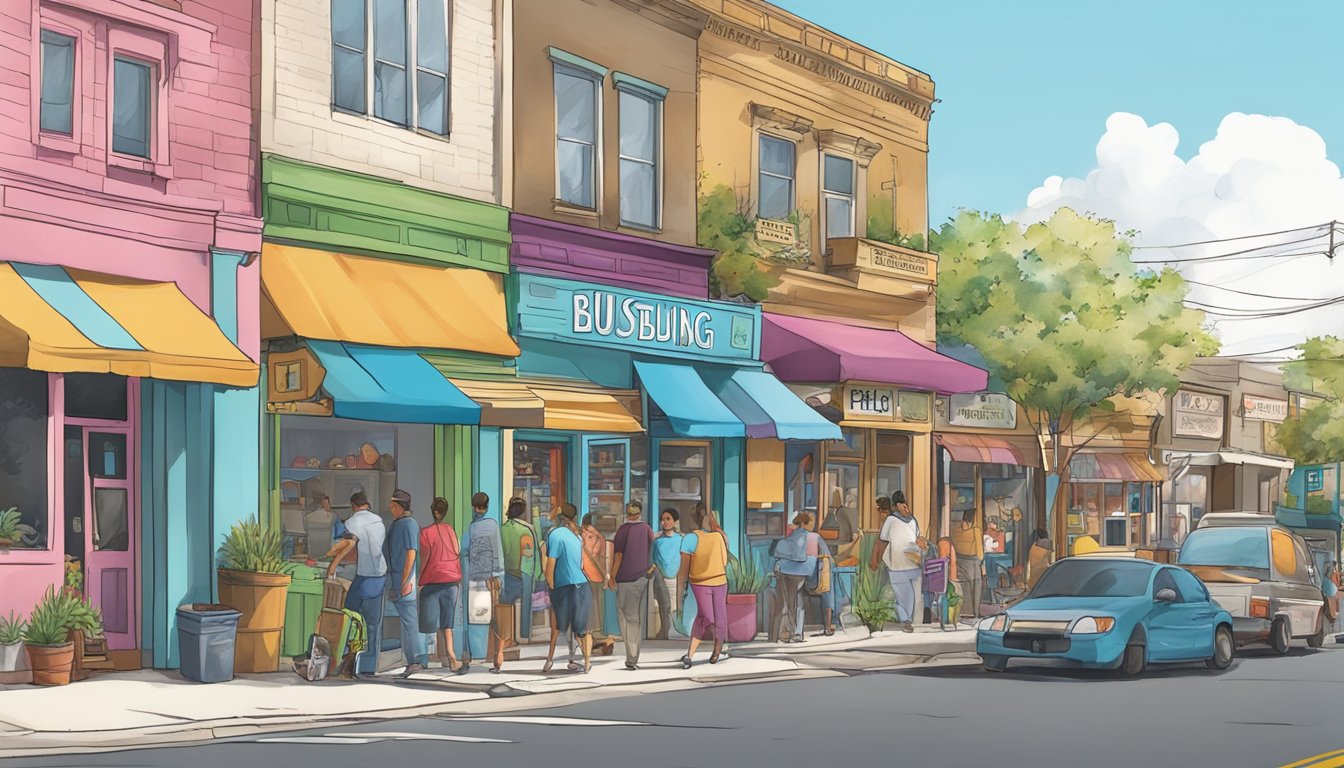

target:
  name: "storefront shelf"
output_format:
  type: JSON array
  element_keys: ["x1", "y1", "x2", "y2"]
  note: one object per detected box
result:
[
  {"x1": 662, "y1": 467, "x2": 706, "y2": 474},
  {"x1": 661, "y1": 493, "x2": 703, "y2": 501}
]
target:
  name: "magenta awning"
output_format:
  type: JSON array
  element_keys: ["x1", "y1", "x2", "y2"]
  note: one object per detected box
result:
[{"x1": 762, "y1": 313, "x2": 988, "y2": 394}]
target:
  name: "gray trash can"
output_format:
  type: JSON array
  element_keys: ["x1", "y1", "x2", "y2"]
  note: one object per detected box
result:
[{"x1": 177, "y1": 605, "x2": 241, "y2": 683}]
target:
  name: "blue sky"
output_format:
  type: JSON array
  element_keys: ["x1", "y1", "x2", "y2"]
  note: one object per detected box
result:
[{"x1": 773, "y1": 0, "x2": 1344, "y2": 225}]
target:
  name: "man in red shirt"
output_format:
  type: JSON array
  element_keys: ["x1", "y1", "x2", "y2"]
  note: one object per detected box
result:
[{"x1": 419, "y1": 497, "x2": 463, "y2": 672}]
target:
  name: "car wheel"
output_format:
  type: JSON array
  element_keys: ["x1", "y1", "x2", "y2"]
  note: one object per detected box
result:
[
  {"x1": 1116, "y1": 643, "x2": 1146, "y2": 678},
  {"x1": 1308, "y1": 616, "x2": 1326, "y2": 649},
  {"x1": 1206, "y1": 625, "x2": 1234, "y2": 670},
  {"x1": 982, "y1": 654, "x2": 1009, "y2": 673},
  {"x1": 1269, "y1": 618, "x2": 1291, "y2": 655}
]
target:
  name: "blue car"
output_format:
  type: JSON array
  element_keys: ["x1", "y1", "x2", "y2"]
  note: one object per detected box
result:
[{"x1": 976, "y1": 557, "x2": 1235, "y2": 677}]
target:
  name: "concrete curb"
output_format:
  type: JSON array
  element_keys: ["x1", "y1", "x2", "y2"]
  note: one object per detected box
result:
[{"x1": 0, "y1": 650, "x2": 955, "y2": 758}]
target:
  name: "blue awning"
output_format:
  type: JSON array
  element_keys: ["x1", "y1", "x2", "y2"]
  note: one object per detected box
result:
[
  {"x1": 701, "y1": 366, "x2": 841, "y2": 441},
  {"x1": 308, "y1": 341, "x2": 481, "y2": 425},
  {"x1": 634, "y1": 360, "x2": 744, "y2": 438}
]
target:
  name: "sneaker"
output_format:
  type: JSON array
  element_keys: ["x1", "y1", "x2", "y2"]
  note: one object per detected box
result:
[
  {"x1": 455, "y1": 664, "x2": 470, "y2": 676},
  {"x1": 625, "y1": 662, "x2": 638, "y2": 671},
  {"x1": 901, "y1": 622, "x2": 915, "y2": 633},
  {"x1": 400, "y1": 664, "x2": 425, "y2": 678}
]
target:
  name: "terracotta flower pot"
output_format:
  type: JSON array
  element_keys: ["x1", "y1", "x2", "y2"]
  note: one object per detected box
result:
[
  {"x1": 217, "y1": 569, "x2": 290, "y2": 673},
  {"x1": 25, "y1": 642, "x2": 74, "y2": 686},
  {"x1": 725, "y1": 593, "x2": 759, "y2": 643}
]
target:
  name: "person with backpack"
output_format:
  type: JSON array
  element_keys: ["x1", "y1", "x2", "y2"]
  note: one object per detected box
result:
[
  {"x1": 419, "y1": 496, "x2": 462, "y2": 672},
  {"x1": 501, "y1": 497, "x2": 542, "y2": 643},
  {"x1": 771, "y1": 513, "x2": 816, "y2": 643}
]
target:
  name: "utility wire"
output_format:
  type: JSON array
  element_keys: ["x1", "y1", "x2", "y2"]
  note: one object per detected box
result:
[
  {"x1": 1183, "y1": 280, "x2": 1335, "y2": 302},
  {"x1": 1131, "y1": 233, "x2": 1331, "y2": 264},
  {"x1": 1130, "y1": 223, "x2": 1332, "y2": 249}
]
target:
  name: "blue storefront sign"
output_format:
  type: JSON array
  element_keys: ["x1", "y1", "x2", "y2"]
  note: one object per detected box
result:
[
  {"x1": 1306, "y1": 468, "x2": 1325, "y2": 493},
  {"x1": 513, "y1": 273, "x2": 759, "y2": 363}
]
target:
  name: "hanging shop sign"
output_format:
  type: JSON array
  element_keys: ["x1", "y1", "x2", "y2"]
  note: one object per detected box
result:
[
  {"x1": 1242, "y1": 394, "x2": 1288, "y2": 423},
  {"x1": 267, "y1": 348, "x2": 324, "y2": 403},
  {"x1": 947, "y1": 393, "x2": 1017, "y2": 429},
  {"x1": 840, "y1": 385, "x2": 930, "y2": 423},
  {"x1": 1172, "y1": 389, "x2": 1225, "y2": 440},
  {"x1": 513, "y1": 274, "x2": 758, "y2": 362},
  {"x1": 1306, "y1": 468, "x2": 1324, "y2": 493}
]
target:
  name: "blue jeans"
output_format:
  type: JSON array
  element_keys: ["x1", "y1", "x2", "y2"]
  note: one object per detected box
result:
[
  {"x1": 502, "y1": 572, "x2": 534, "y2": 640},
  {"x1": 390, "y1": 587, "x2": 427, "y2": 667},
  {"x1": 345, "y1": 574, "x2": 387, "y2": 675},
  {"x1": 888, "y1": 568, "x2": 921, "y2": 624}
]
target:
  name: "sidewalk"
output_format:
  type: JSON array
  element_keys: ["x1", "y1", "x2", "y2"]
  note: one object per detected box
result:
[{"x1": 0, "y1": 624, "x2": 975, "y2": 757}]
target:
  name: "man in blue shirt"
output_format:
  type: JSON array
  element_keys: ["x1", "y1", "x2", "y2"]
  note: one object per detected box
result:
[
  {"x1": 649, "y1": 509, "x2": 684, "y2": 640},
  {"x1": 384, "y1": 489, "x2": 426, "y2": 677},
  {"x1": 327, "y1": 491, "x2": 387, "y2": 677},
  {"x1": 462, "y1": 492, "x2": 505, "y2": 674},
  {"x1": 544, "y1": 503, "x2": 592, "y2": 673}
]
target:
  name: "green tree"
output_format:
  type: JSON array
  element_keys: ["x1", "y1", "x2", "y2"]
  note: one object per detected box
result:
[
  {"x1": 1276, "y1": 336, "x2": 1344, "y2": 465},
  {"x1": 932, "y1": 208, "x2": 1217, "y2": 543}
]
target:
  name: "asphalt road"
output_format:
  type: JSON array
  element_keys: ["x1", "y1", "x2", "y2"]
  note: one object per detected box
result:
[{"x1": 7, "y1": 645, "x2": 1344, "y2": 768}]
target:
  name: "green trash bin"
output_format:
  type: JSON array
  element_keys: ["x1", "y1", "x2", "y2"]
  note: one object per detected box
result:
[{"x1": 282, "y1": 564, "x2": 325, "y2": 658}]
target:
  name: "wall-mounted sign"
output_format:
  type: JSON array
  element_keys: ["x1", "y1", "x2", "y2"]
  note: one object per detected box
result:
[
  {"x1": 1172, "y1": 389, "x2": 1225, "y2": 440},
  {"x1": 829, "y1": 239, "x2": 935, "y2": 284},
  {"x1": 1243, "y1": 394, "x2": 1288, "y2": 423},
  {"x1": 898, "y1": 391, "x2": 930, "y2": 422},
  {"x1": 1306, "y1": 468, "x2": 1324, "y2": 493},
  {"x1": 948, "y1": 393, "x2": 1017, "y2": 429},
  {"x1": 513, "y1": 274, "x2": 759, "y2": 362},
  {"x1": 754, "y1": 218, "x2": 797, "y2": 245},
  {"x1": 840, "y1": 385, "x2": 929, "y2": 422},
  {"x1": 267, "y1": 348, "x2": 324, "y2": 403}
]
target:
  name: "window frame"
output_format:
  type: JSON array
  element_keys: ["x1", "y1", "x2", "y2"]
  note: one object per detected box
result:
[
  {"x1": 551, "y1": 57, "x2": 604, "y2": 212},
  {"x1": 330, "y1": 0, "x2": 452, "y2": 137},
  {"x1": 105, "y1": 26, "x2": 170, "y2": 177},
  {"x1": 821, "y1": 152, "x2": 857, "y2": 244},
  {"x1": 756, "y1": 133, "x2": 797, "y2": 222},
  {"x1": 613, "y1": 73, "x2": 665, "y2": 232},
  {"x1": 31, "y1": 9, "x2": 89, "y2": 155},
  {"x1": 38, "y1": 29, "x2": 77, "y2": 138}
]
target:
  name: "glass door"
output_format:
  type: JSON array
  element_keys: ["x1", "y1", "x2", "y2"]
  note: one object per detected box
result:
[
  {"x1": 585, "y1": 437, "x2": 630, "y2": 539},
  {"x1": 83, "y1": 427, "x2": 135, "y2": 650},
  {"x1": 821, "y1": 460, "x2": 861, "y2": 543},
  {"x1": 658, "y1": 441, "x2": 711, "y2": 534},
  {"x1": 513, "y1": 439, "x2": 568, "y2": 541}
]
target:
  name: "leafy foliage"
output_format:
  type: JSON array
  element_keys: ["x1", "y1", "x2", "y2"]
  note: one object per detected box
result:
[
  {"x1": 727, "y1": 552, "x2": 771, "y2": 595},
  {"x1": 867, "y1": 207, "x2": 927, "y2": 251},
  {"x1": 933, "y1": 208, "x2": 1216, "y2": 438},
  {"x1": 698, "y1": 184, "x2": 812, "y2": 301},
  {"x1": 219, "y1": 517, "x2": 290, "y2": 574},
  {"x1": 23, "y1": 586, "x2": 101, "y2": 646},
  {"x1": 1276, "y1": 336, "x2": 1344, "y2": 465},
  {"x1": 0, "y1": 507, "x2": 38, "y2": 547},
  {"x1": 852, "y1": 535, "x2": 897, "y2": 633},
  {"x1": 0, "y1": 611, "x2": 26, "y2": 644}
]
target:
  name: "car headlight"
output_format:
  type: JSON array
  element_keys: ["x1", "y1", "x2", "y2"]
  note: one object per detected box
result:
[
  {"x1": 978, "y1": 615, "x2": 1007, "y2": 632},
  {"x1": 1071, "y1": 616, "x2": 1115, "y2": 634}
]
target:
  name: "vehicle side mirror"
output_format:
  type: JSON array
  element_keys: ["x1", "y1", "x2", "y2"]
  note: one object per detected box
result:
[{"x1": 1155, "y1": 588, "x2": 1177, "y2": 603}]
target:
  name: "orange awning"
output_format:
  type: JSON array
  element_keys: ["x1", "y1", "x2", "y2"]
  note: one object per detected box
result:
[{"x1": 936, "y1": 433, "x2": 1041, "y2": 468}]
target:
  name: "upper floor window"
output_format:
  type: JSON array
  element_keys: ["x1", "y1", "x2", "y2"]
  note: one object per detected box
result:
[
  {"x1": 331, "y1": 0, "x2": 450, "y2": 135},
  {"x1": 823, "y1": 153, "x2": 856, "y2": 241},
  {"x1": 554, "y1": 64, "x2": 600, "y2": 209},
  {"x1": 39, "y1": 30, "x2": 75, "y2": 135},
  {"x1": 112, "y1": 56, "x2": 153, "y2": 158},
  {"x1": 758, "y1": 134, "x2": 795, "y2": 221},
  {"x1": 615, "y1": 74, "x2": 665, "y2": 230}
]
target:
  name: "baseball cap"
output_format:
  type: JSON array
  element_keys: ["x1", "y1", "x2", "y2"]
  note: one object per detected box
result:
[{"x1": 391, "y1": 489, "x2": 412, "y2": 509}]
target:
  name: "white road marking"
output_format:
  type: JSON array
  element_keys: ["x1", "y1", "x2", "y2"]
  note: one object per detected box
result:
[
  {"x1": 255, "y1": 731, "x2": 512, "y2": 745},
  {"x1": 451, "y1": 715, "x2": 649, "y2": 727},
  {"x1": 256, "y1": 737, "x2": 378, "y2": 745}
]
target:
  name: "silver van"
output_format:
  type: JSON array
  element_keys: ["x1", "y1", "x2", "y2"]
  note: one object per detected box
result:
[{"x1": 1177, "y1": 523, "x2": 1326, "y2": 653}]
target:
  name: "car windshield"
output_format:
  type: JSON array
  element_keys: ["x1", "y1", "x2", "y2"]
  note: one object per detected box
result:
[
  {"x1": 1028, "y1": 560, "x2": 1154, "y2": 598},
  {"x1": 1178, "y1": 528, "x2": 1270, "y2": 569}
]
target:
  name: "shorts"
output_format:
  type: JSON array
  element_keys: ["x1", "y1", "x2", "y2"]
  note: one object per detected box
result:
[
  {"x1": 419, "y1": 582, "x2": 459, "y2": 631},
  {"x1": 500, "y1": 572, "x2": 525, "y2": 604},
  {"x1": 550, "y1": 583, "x2": 591, "y2": 636}
]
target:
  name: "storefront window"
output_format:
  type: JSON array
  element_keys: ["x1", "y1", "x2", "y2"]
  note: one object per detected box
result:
[
  {"x1": 514, "y1": 440, "x2": 568, "y2": 536},
  {"x1": 0, "y1": 368, "x2": 49, "y2": 550},
  {"x1": 1068, "y1": 483, "x2": 1103, "y2": 553},
  {"x1": 822, "y1": 460, "x2": 860, "y2": 543},
  {"x1": 981, "y1": 464, "x2": 1031, "y2": 585},
  {"x1": 630, "y1": 437, "x2": 649, "y2": 512},
  {"x1": 875, "y1": 433, "x2": 909, "y2": 502},
  {"x1": 588, "y1": 440, "x2": 626, "y2": 538},
  {"x1": 659, "y1": 442, "x2": 709, "y2": 534}
]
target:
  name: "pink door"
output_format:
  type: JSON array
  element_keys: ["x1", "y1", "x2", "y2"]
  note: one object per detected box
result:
[{"x1": 83, "y1": 426, "x2": 136, "y2": 650}]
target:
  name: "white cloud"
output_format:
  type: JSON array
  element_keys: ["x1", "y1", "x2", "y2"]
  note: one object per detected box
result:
[{"x1": 1015, "y1": 112, "x2": 1344, "y2": 357}]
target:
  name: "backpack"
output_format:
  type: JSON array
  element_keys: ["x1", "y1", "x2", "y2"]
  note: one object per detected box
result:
[{"x1": 771, "y1": 529, "x2": 809, "y2": 563}]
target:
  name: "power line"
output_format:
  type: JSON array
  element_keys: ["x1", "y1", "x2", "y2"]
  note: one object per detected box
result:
[
  {"x1": 1134, "y1": 221, "x2": 1333, "y2": 248},
  {"x1": 1186, "y1": 295, "x2": 1344, "y2": 317},
  {"x1": 1131, "y1": 233, "x2": 1331, "y2": 264},
  {"x1": 1214, "y1": 343, "x2": 1302, "y2": 358},
  {"x1": 1183, "y1": 280, "x2": 1335, "y2": 302}
]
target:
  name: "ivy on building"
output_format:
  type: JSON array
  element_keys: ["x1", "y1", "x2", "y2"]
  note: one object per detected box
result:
[{"x1": 697, "y1": 184, "x2": 812, "y2": 302}]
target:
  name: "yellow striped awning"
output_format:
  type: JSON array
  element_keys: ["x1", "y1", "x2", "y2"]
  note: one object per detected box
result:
[
  {"x1": 261, "y1": 243, "x2": 519, "y2": 357},
  {"x1": 448, "y1": 378, "x2": 643, "y2": 433},
  {"x1": 0, "y1": 261, "x2": 258, "y2": 387}
]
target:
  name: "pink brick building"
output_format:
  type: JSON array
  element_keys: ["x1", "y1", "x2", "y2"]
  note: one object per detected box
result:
[{"x1": 0, "y1": 0, "x2": 263, "y2": 671}]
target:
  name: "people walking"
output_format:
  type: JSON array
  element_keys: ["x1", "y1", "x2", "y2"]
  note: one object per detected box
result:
[
  {"x1": 501, "y1": 497, "x2": 542, "y2": 643},
  {"x1": 650, "y1": 509, "x2": 684, "y2": 640},
  {"x1": 544, "y1": 503, "x2": 592, "y2": 673},
  {"x1": 610, "y1": 501, "x2": 655, "y2": 670},
  {"x1": 678, "y1": 506, "x2": 730, "y2": 668},
  {"x1": 771, "y1": 513, "x2": 815, "y2": 643},
  {"x1": 419, "y1": 496, "x2": 462, "y2": 672},
  {"x1": 581, "y1": 513, "x2": 617, "y2": 656},
  {"x1": 951, "y1": 509, "x2": 984, "y2": 620},
  {"x1": 384, "y1": 489, "x2": 426, "y2": 677},
  {"x1": 462, "y1": 492, "x2": 505, "y2": 674},
  {"x1": 331, "y1": 491, "x2": 387, "y2": 677},
  {"x1": 869, "y1": 492, "x2": 926, "y2": 633}
]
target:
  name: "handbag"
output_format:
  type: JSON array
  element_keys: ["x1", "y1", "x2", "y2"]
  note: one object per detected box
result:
[
  {"x1": 531, "y1": 586, "x2": 551, "y2": 612},
  {"x1": 467, "y1": 579, "x2": 492, "y2": 625},
  {"x1": 806, "y1": 555, "x2": 832, "y2": 596}
]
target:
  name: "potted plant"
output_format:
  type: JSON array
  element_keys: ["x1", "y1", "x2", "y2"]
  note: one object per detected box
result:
[
  {"x1": 725, "y1": 553, "x2": 771, "y2": 642},
  {"x1": 0, "y1": 507, "x2": 37, "y2": 553},
  {"x1": 23, "y1": 586, "x2": 98, "y2": 686},
  {"x1": 217, "y1": 517, "x2": 294, "y2": 673},
  {"x1": 853, "y1": 535, "x2": 896, "y2": 635},
  {"x1": 0, "y1": 611, "x2": 26, "y2": 673}
]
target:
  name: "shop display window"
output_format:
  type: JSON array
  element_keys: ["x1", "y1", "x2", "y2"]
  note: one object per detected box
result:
[
  {"x1": 0, "y1": 368, "x2": 50, "y2": 550},
  {"x1": 514, "y1": 440, "x2": 567, "y2": 538},
  {"x1": 822, "y1": 460, "x2": 860, "y2": 542},
  {"x1": 630, "y1": 437, "x2": 649, "y2": 512},
  {"x1": 659, "y1": 442, "x2": 710, "y2": 534},
  {"x1": 587, "y1": 440, "x2": 626, "y2": 538}
]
